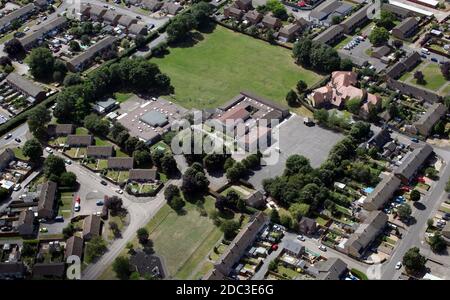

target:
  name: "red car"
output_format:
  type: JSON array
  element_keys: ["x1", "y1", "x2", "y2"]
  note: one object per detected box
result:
[
  {"x1": 75, "y1": 196, "x2": 81, "y2": 204},
  {"x1": 271, "y1": 244, "x2": 279, "y2": 251}
]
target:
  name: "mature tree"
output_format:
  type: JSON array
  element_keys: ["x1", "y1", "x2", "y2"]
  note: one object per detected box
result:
[
  {"x1": 161, "y1": 153, "x2": 177, "y2": 175},
  {"x1": 440, "y1": 61, "x2": 450, "y2": 80},
  {"x1": 410, "y1": 189, "x2": 421, "y2": 202},
  {"x1": 270, "y1": 209, "x2": 280, "y2": 224},
  {"x1": 414, "y1": 71, "x2": 425, "y2": 84},
  {"x1": 28, "y1": 105, "x2": 51, "y2": 140},
  {"x1": 43, "y1": 155, "x2": 66, "y2": 178},
  {"x1": 166, "y1": 13, "x2": 197, "y2": 43},
  {"x1": 402, "y1": 247, "x2": 426, "y2": 274},
  {"x1": 349, "y1": 121, "x2": 371, "y2": 141},
  {"x1": 84, "y1": 114, "x2": 110, "y2": 136},
  {"x1": 137, "y1": 227, "x2": 149, "y2": 245},
  {"x1": 134, "y1": 34, "x2": 147, "y2": 49},
  {"x1": 104, "y1": 196, "x2": 126, "y2": 216},
  {"x1": 376, "y1": 10, "x2": 397, "y2": 30},
  {"x1": 296, "y1": 80, "x2": 308, "y2": 94},
  {"x1": 220, "y1": 220, "x2": 240, "y2": 240},
  {"x1": 133, "y1": 149, "x2": 151, "y2": 168},
  {"x1": 284, "y1": 155, "x2": 312, "y2": 176},
  {"x1": 309, "y1": 43, "x2": 341, "y2": 73},
  {"x1": 85, "y1": 237, "x2": 107, "y2": 263},
  {"x1": 190, "y1": 1, "x2": 213, "y2": 28},
  {"x1": 369, "y1": 27, "x2": 390, "y2": 46},
  {"x1": 27, "y1": 47, "x2": 55, "y2": 80},
  {"x1": 226, "y1": 162, "x2": 247, "y2": 182},
  {"x1": 289, "y1": 203, "x2": 310, "y2": 220},
  {"x1": 332, "y1": 15, "x2": 342, "y2": 25},
  {"x1": 392, "y1": 39, "x2": 403, "y2": 49},
  {"x1": 266, "y1": 0, "x2": 288, "y2": 20},
  {"x1": 113, "y1": 256, "x2": 132, "y2": 280},
  {"x1": 4, "y1": 38, "x2": 24, "y2": 56},
  {"x1": 22, "y1": 138, "x2": 43, "y2": 162},
  {"x1": 280, "y1": 214, "x2": 293, "y2": 229},
  {"x1": 59, "y1": 172, "x2": 77, "y2": 188},
  {"x1": 0, "y1": 188, "x2": 9, "y2": 201},
  {"x1": 164, "y1": 184, "x2": 180, "y2": 202},
  {"x1": 429, "y1": 233, "x2": 446, "y2": 253},
  {"x1": 63, "y1": 73, "x2": 83, "y2": 86},
  {"x1": 69, "y1": 40, "x2": 81, "y2": 52},
  {"x1": 53, "y1": 59, "x2": 68, "y2": 82},
  {"x1": 293, "y1": 37, "x2": 313, "y2": 66},
  {"x1": 346, "y1": 97, "x2": 362, "y2": 114},
  {"x1": 182, "y1": 163, "x2": 209, "y2": 193},
  {"x1": 314, "y1": 108, "x2": 329, "y2": 125},
  {"x1": 168, "y1": 195, "x2": 185, "y2": 212},
  {"x1": 340, "y1": 58, "x2": 353, "y2": 71},
  {"x1": 286, "y1": 90, "x2": 298, "y2": 106},
  {"x1": 397, "y1": 203, "x2": 412, "y2": 221}
]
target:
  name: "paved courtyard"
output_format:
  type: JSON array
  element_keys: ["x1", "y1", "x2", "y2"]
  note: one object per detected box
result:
[{"x1": 249, "y1": 114, "x2": 344, "y2": 190}]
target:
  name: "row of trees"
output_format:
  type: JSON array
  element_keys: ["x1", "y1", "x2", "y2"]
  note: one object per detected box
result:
[{"x1": 292, "y1": 37, "x2": 343, "y2": 73}]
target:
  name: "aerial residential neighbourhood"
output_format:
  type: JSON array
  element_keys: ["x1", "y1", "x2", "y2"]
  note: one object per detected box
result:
[{"x1": 0, "y1": 0, "x2": 449, "y2": 284}]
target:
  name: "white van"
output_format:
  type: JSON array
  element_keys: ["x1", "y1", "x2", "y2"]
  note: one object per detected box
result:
[{"x1": 421, "y1": 48, "x2": 430, "y2": 55}]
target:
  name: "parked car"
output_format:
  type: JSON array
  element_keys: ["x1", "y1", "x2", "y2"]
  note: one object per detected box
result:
[
  {"x1": 411, "y1": 138, "x2": 419, "y2": 143},
  {"x1": 319, "y1": 245, "x2": 327, "y2": 251},
  {"x1": 14, "y1": 138, "x2": 21, "y2": 143},
  {"x1": 45, "y1": 147, "x2": 53, "y2": 153},
  {"x1": 96, "y1": 200, "x2": 104, "y2": 206},
  {"x1": 55, "y1": 216, "x2": 64, "y2": 222},
  {"x1": 74, "y1": 202, "x2": 80, "y2": 212},
  {"x1": 4, "y1": 133, "x2": 12, "y2": 140},
  {"x1": 116, "y1": 189, "x2": 123, "y2": 194},
  {"x1": 297, "y1": 235, "x2": 306, "y2": 241},
  {"x1": 13, "y1": 184, "x2": 21, "y2": 191},
  {"x1": 39, "y1": 227, "x2": 48, "y2": 233},
  {"x1": 443, "y1": 213, "x2": 450, "y2": 221},
  {"x1": 65, "y1": 159, "x2": 72, "y2": 165},
  {"x1": 136, "y1": 15, "x2": 142, "y2": 19},
  {"x1": 395, "y1": 262, "x2": 402, "y2": 270},
  {"x1": 100, "y1": 180, "x2": 107, "y2": 186},
  {"x1": 431, "y1": 57, "x2": 438, "y2": 63}
]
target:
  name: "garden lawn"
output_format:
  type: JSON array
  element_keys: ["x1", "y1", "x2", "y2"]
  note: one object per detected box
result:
[
  {"x1": 152, "y1": 26, "x2": 322, "y2": 109},
  {"x1": 58, "y1": 192, "x2": 74, "y2": 218},
  {"x1": 12, "y1": 147, "x2": 29, "y2": 161},
  {"x1": 400, "y1": 62, "x2": 449, "y2": 92},
  {"x1": 114, "y1": 92, "x2": 134, "y2": 103}
]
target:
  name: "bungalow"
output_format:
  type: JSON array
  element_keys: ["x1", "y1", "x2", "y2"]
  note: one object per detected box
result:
[
  {"x1": 234, "y1": 0, "x2": 253, "y2": 11},
  {"x1": 107, "y1": 157, "x2": 134, "y2": 170},
  {"x1": 392, "y1": 17, "x2": 419, "y2": 40},
  {"x1": 65, "y1": 235, "x2": 84, "y2": 260},
  {"x1": 19, "y1": 16, "x2": 67, "y2": 50},
  {"x1": 204, "y1": 212, "x2": 268, "y2": 279},
  {"x1": 394, "y1": 144, "x2": 433, "y2": 183},
  {"x1": 128, "y1": 23, "x2": 148, "y2": 36},
  {"x1": 47, "y1": 124, "x2": 75, "y2": 137},
  {"x1": 16, "y1": 209, "x2": 35, "y2": 237},
  {"x1": 262, "y1": 14, "x2": 282, "y2": 30},
  {"x1": 413, "y1": 103, "x2": 447, "y2": 137},
  {"x1": 313, "y1": 258, "x2": 347, "y2": 280},
  {"x1": 66, "y1": 135, "x2": 94, "y2": 147},
  {"x1": 83, "y1": 214, "x2": 102, "y2": 240},
  {"x1": 129, "y1": 168, "x2": 158, "y2": 182},
  {"x1": 6, "y1": 73, "x2": 46, "y2": 102},
  {"x1": 312, "y1": 24, "x2": 344, "y2": 46},
  {"x1": 224, "y1": 6, "x2": 244, "y2": 20},
  {"x1": 141, "y1": 0, "x2": 164, "y2": 12},
  {"x1": 37, "y1": 181, "x2": 57, "y2": 219},
  {"x1": 0, "y1": 148, "x2": 15, "y2": 171},
  {"x1": 244, "y1": 190, "x2": 265, "y2": 208},
  {"x1": 67, "y1": 36, "x2": 119, "y2": 72},
  {"x1": 0, "y1": 3, "x2": 36, "y2": 33},
  {"x1": 362, "y1": 174, "x2": 401, "y2": 211},
  {"x1": 244, "y1": 10, "x2": 263, "y2": 25},
  {"x1": 283, "y1": 240, "x2": 305, "y2": 258},
  {"x1": 344, "y1": 211, "x2": 388, "y2": 258},
  {"x1": 86, "y1": 146, "x2": 114, "y2": 158},
  {"x1": 298, "y1": 217, "x2": 317, "y2": 236},
  {"x1": 32, "y1": 263, "x2": 66, "y2": 279}
]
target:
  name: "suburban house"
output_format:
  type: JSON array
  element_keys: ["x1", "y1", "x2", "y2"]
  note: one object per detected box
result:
[
  {"x1": 394, "y1": 144, "x2": 433, "y2": 183},
  {"x1": 128, "y1": 169, "x2": 158, "y2": 182},
  {"x1": 141, "y1": 0, "x2": 164, "y2": 12},
  {"x1": 204, "y1": 212, "x2": 268, "y2": 279},
  {"x1": 262, "y1": 14, "x2": 282, "y2": 30},
  {"x1": 83, "y1": 214, "x2": 102, "y2": 240},
  {"x1": 312, "y1": 24, "x2": 344, "y2": 45},
  {"x1": 0, "y1": 3, "x2": 36, "y2": 33},
  {"x1": 6, "y1": 73, "x2": 47, "y2": 103},
  {"x1": 386, "y1": 78, "x2": 441, "y2": 103},
  {"x1": 392, "y1": 17, "x2": 419, "y2": 40},
  {"x1": 385, "y1": 52, "x2": 421, "y2": 79},
  {"x1": 381, "y1": 3, "x2": 414, "y2": 18},
  {"x1": 16, "y1": 209, "x2": 35, "y2": 237},
  {"x1": 161, "y1": 2, "x2": 182, "y2": 15},
  {"x1": 362, "y1": 174, "x2": 402, "y2": 211},
  {"x1": 344, "y1": 211, "x2": 388, "y2": 258},
  {"x1": 278, "y1": 23, "x2": 303, "y2": 42},
  {"x1": 81, "y1": 4, "x2": 107, "y2": 21},
  {"x1": 19, "y1": 16, "x2": 68, "y2": 50},
  {"x1": 107, "y1": 157, "x2": 134, "y2": 170},
  {"x1": 367, "y1": 127, "x2": 391, "y2": 150},
  {"x1": 298, "y1": 217, "x2": 317, "y2": 236},
  {"x1": 65, "y1": 236, "x2": 84, "y2": 260},
  {"x1": 371, "y1": 45, "x2": 392, "y2": 60},
  {"x1": 234, "y1": 0, "x2": 253, "y2": 10},
  {"x1": 283, "y1": 240, "x2": 305, "y2": 258},
  {"x1": 311, "y1": 258, "x2": 348, "y2": 280},
  {"x1": 128, "y1": 23, "x2": 148, "y2": 36},
  {"x1": 0, "y1": 148, "x2": 15, "y2": 171},
  {"x1": 67, "y1": 36, "x2": 119, "y2": 72},
  {"x1": 308, "y1": 71, "x2": 381, "y2": 114},
  {"x1": 118, "y1": 15, "x2": 138, "y2": 28},
  {"x1": 0, "y1": 262, "x2": 26, "y2": 279},
  {"x1": 86, "y1": 146, "x2": 114, "y2": 159},
  {"x1": 47, "y1": 124, "x2": 75, "y2": 137},
  {"x1": 224, "y1": 6, "x2": 244, "y2": 20},
  {"x1": 66, "y1": 135, "x2": 94, "y2": 147},
  {"x1": 244, "y1": 10, "x2": 263, "y2": 25},
  {"x1": 32, "y1": 263, "x2": 66, "y2": 279},
  {"x1": 413, "y1": 103, "x2": 447, "y2": 136},
  {"x1": 37, "y1": 181, "x2": 57, "y2": 219},
  {"x1": 102, "y1": 10, "x2": 122, "y2": 25},
  {"x1": 244, "y1": 190, "x2": 265, "y2": 208},
  {"x1": 340, "y1": 4, "x2": 370, "y2": 34}
]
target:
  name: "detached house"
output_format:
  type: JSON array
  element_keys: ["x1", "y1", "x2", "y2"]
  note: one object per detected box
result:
[
  {"x1": 244, "y1": 10, "x2": 263, "y2": 25},
  {"x1": 262, "y1": 14, "x2": 281, "y2": 30},
  {"x1": 224, "y1": 6, "x2": 244, "y2": 20},
  {"x1": 234, "y1": 0, "x2": 253, "y2": 11}
]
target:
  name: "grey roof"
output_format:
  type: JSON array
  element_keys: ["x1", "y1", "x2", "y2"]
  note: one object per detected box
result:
[
  {"x1": 65, "y1": 235, "x2": 84, "y2": 259},
  {"x1": 140, "y1": 110, "x2": 168, "y2": 127},
  {"x1": 298, "y1": 217, "x2": 316, "y2": 229},
  {"x1": 414, "y1": 103, "x2": 447, "y2": 136},
  {"x1": 386, "y1": 78, "x2": 441, "y2": 103},
  {"x1": 19, "y1": 16, "x2": 67, "y2": 48},
  {"x1": 283, "y1": 240, "x2": 304, "y2": 256},
  {"x1": 367, "y1": 127, "x2": 391, "y2": 149},
  {"x1": 245, "y1": 190, "x2": 264, "y2": 207},
  {"x1": 96, "y1": 98, "x2": 116, "y2": 109},
  {"x1": 0, "y1": 148, "x2": 15, "y2": 168},
  {"x1": 6, "y1": 72, "x2": 45, "y2": 98},
  {"x1": 244, "y1": 10, "x2": 262, "y2": 22},
  {"x1": 0, "y1": 4, "x2": 35, "y2": 29},
  {"x1": 118, "y1": 15, "x2": 137, "y2": 28},
  {"x1": 83, "y1": 214, "x2": 102, "y2": 239},
  {"x1": 17, "y1": 209, "x2": 35, "y2": 236},
  {"x1": 313, "y1": 24, "x2": 343, "y2": 44},
  {"x1": 372, "y1": 45, "x2": 391, "y2": 58},
  {"x1": 102, "y1": 10, "x2": 122, "y2": 23},
  {"x1": 279, "y1": 23, "x2": 302, "y2": 36},
  {"x1": 86, "y1": 146, "x2": 114, "y2": 157},
  {"x1": 363, "y1": 174, "x2": 401, "y2": 211},
  {"x1": 66, "y1": 135, "x2": 94, "y2": 146},
  {"x1": 240, "y1": 91, "x2": 289, "y2": 117},
  {"x1": 85, "y1": 4, "x2": 107, "y2": 17},
  {"x1": 162, "y1": 2, "x2": 182, "y2": 15},
  {"x1": 38, "y1": 181, "x2": 57, "y2": 216},
  {"x1": 130, "y1": 251, "x2": 166, "y2": 278},
  {"x1": 393, "y1": 17, "x2": 418, "y2": 34},
  {"x1": 315, "y1": 257, "x2": 347, "y2": 280},
  {"x1": 0, "y1": 262, "x2": 25, "y2": 276},
  {"x1": 32, "y1": 263, "x2": 66, "y2": 278},
  {"x1": 141, "y1": 0, "x2": 163, "y2": 11},
  {"x1": 54, "y1": 124, "x2": 75, "y2": 135},
  {"x1": 386, "y1": 52, "x2": 421, "y2": 79},
  {"x1": 395, "y1": 144, "x2": 433, "y2": 180},
  {"x1": 262, "y1": 14, "x2": 280, "y2": 27},
  {"x1": 107, "y1": 157, "x2": 134, "y2": 169},
  {"x1": 128, "y1": 23, "x2": 148, "y2": 35},
  {"x1": 129, "y1": 168, "x2": 157, "y2": 181},
  {"x1": 310, "y1": 0, "x2": 341, "y2": 20},
  {"x1": 345, "y1": 211, "x2": 388, "y2": 256},
  {"x1": 334, "y1": 3, "x2": 353, "y2": 15},
  {"x1": 381, "y1": 3, "x2": 411, "y2": 18},
  {"x1": 68, "y1": 36, "x2": 119, "y2": 68}
]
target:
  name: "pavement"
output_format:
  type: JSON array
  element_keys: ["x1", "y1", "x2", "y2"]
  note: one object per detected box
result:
[{"x1": 0, "y1": 123, "x2": 30, "y2": 151}]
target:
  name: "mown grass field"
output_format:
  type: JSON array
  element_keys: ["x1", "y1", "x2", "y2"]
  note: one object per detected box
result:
[
  {"x1": 400, "y1": 62, "x2": 449, "y2": 93},
  {"x1": 153, "y1": 25, "x2": 322, "y2": 109}
]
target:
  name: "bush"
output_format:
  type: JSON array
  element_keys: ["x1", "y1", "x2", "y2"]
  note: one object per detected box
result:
[{"x1": 351, "y1": 268, "x2": 368, "y2": 280}]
